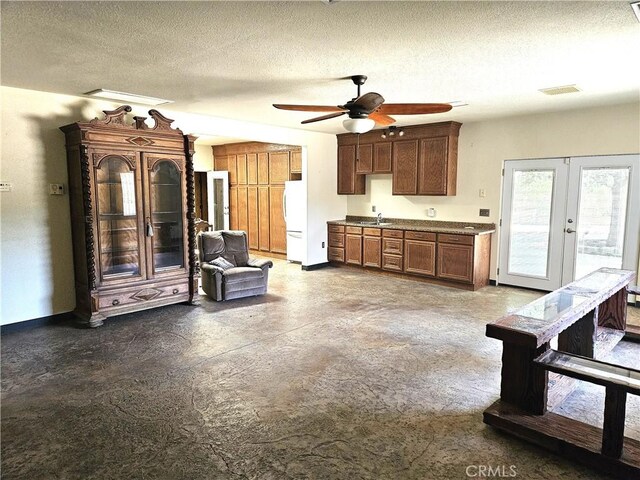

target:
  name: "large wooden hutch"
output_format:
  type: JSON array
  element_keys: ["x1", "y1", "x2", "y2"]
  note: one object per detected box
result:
[{"x1": 60, "y1": 106, "x2": 197, "y2": 327}]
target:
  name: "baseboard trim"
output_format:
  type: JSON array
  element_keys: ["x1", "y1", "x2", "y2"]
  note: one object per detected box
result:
[
  {"x1": 302, "y1": 262, "x2": 330, "y2": 271},
  {"x1": 1, "y1": 312, "x2": 74, "y2": 335}
]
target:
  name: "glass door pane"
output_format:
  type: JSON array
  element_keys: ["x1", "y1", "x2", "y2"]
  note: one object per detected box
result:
[
  {"x1": 150, "y1": 161, "x2": 184, "y2": 270},
  {"x1": 96, "y1": 156, "x2": 141, "y2": 278},
  {"x1": 207, "y1": 170, "x2": 229, "y2": 230},
  {"x1": 507, "y1": 170, "x2": 555, "y2": 277},
  {"x1": 573, "y1": 168, "x2": 630, "y2": 279}
]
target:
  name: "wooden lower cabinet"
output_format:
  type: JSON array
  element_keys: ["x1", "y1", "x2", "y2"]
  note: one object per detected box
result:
[
  {"x1": 269, "y1": 185, "x2": 286, "y2": 254},
  {"x1": 404, "y1": 239, "x2": 436, "y2": 276},
  {"x1": 328, "y1": 223, "x2": 492, "y2": 290},
  {"x1": 363, "y1": 236, "x2": 381, "y2": 268},
  {"x1": 258, "y1": 186, "x2": 270, "y2": 251},
  {"x1": 247, "y1": 186, "x2": 259, "y2": 250},
  {"x1": 345, "y1": 230, "x2": 363, "y2": 265}
]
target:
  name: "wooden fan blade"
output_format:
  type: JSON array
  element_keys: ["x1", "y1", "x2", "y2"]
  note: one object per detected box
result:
[
  {"x1": 378, "y1": 103, "x2": 453, "y2": 115},
  {"x1": 301, "y1": 111, "x2": 346, "y2": 124},
  {"x1": 351, "y1": 92, "x2": 385, "y2": 113},
  {"x1": 368, "y1": 112, "x2": 396, "y2": 126},
  {"x1": 273, "y1": 104, "x2": 347, "y2": 112}
]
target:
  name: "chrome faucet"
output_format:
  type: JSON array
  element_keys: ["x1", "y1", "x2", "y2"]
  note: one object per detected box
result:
[{"x1": 376, "y1": 213, "x2": 383, "y2": 225}]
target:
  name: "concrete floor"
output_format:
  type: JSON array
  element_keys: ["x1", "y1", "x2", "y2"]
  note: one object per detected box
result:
[{"x1": 2, "y1": 259, "x2": 638, "y2": 479}]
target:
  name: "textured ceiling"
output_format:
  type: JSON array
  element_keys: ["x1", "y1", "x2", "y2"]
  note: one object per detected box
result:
[{"x1": 2, "y1": 1, "x2": 639, "y2": 136}]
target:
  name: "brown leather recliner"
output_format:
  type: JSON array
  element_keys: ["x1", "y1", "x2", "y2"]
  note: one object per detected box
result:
[{"x1": 197, "y1": 230, "x2": 273, "y2": 301}]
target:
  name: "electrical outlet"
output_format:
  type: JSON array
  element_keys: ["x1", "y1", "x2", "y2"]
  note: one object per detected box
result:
[
  {"x1": 49, "y1": 184, "x2": 64, "y2": 195},
  {"x1": 479, "y1": 208, "x2": 490, "y2": 217},
  {"x1": 371, "y1": 205, "x2": 376, "y2": 212},
  {"x1": 0, "y1": 182, "x2": 13, "y2": 192},
  {"x1": 322, "y1": 241, "x2": 325, "y2": 248}
]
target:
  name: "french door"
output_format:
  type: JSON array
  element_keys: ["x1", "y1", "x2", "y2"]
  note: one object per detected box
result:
[{"x1": 499, "y1": 155, "x2": 639, "y2": 290}]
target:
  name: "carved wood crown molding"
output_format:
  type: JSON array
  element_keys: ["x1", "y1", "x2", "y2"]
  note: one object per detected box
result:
[{"x1": 88, "y1": 105, "x2": 184, "y2": 134}]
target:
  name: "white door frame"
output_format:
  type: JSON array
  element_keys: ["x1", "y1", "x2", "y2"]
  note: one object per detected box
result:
[
  {"x1": 206, "y1": 170, "x2": 229, "y2": 230},
  {"x1": 561, "y1": 154, "x2": 640, "y2": 285},
  {"x1": 499, "y1": 154, "x2": 640, "y2": 291},
  {"x1": 499, "y1": 158, "x2": 569, "y2": 290}
]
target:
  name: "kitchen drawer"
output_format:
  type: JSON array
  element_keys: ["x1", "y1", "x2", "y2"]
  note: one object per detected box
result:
[
  {"x1": 99, "y1": 281, "x2": 189, "y2": 310},
  {"x1": 362, "y1": 227, "x2": 381, "y2": 237},
  {"x1": 405, "y1": 231, "x2": 436, "y2": 242},
  {"x1": 438, "y1": 233, "x2": 474, "y2": 245},
  {"x1": 328, "y1": 224, "x2": 345, "y2": 233},
  {"x1": 346, "y1": 226, "x2": 363, "y2": 235},
  {"x1": 382, "y1": 238, "x2": 403, "y2": 255},
  {"x1": 328, "y1": 247, "x2": 345, "y2": 262},
  {"x1": 328, "y1": 232, "x2": 345, "y2": 248},
  {"x1": 382, "y1": 254, "x2": 403, "y2": 272},
  {"x1": 382, "y1": 229, "x2": 403, "y2": 239}
]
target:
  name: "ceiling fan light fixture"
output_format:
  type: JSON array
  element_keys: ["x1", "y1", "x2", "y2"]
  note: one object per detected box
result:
[{"x1": 343, "y1": 117, "x2": 375, "y2": 134}]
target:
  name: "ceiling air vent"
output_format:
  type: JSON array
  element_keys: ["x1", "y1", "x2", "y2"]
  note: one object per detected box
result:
[{"x1": 539, "y1": 85, "x2": 581, "y2": 96}]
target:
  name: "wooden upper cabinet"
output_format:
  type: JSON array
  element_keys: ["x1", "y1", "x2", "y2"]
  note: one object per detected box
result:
[
  {"x1": 236, "y1": 154, "x2": 248, "y2": 185},
  {"x1": 374, "y1": 142, "x2": 392, "y2": 173},
  {"x1": 227, "y1": 155, "x2": 238, "y2": 185},
  {"x1": 247, "y1": 153, "x2": 258, "y2": 185},
  {"x1": 258, "y1": 152, "x2": 269, "y2": 185},
  {"x1": 355, "y1": 144, "x2": 373, "y2": 174},
  {"x1": 214, "y1": 154, "x2": 228, "y2": 172},
  {"x1": 418, "y1": 136, "x2": 452, "y2": 195},
  {"x1": 269, "y1": 152, "x2": 289, "y2": 184},
  {"x1": 290, "y1": 150, "x2": 302, "y2": 174},
  {"x1": 236, "y1": 186, "x2": 248, "y2": 233},
  {"x1": 392, "y1": 139, "x2": 419, "y2": 195},
  {"x1": 338, "y1": 145, "x2": 365, "y2": 195}
]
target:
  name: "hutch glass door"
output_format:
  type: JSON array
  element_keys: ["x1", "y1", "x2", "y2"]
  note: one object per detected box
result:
[
  {"x1": 95, "y1": 155, "x2": 142, "y2": 280},
  {"x1": 149, "y1": 160, "x2": 185, "y2": 271}
]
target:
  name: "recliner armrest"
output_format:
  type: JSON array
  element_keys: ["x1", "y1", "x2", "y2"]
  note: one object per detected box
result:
[
  {"x1": 247, "y1": 258, "x2": 273, "y2": 269},
  {"x1": 201, "y1": 263, "x2": 225, "y2": 275}
]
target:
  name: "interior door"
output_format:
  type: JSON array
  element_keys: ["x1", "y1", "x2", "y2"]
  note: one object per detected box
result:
[
  {"x1": 206, "y1": 170, "x2": 229, "y2": 230},
  {"x1": 499, "y1": 159, "x2": 568, "y2": 290},
  {"x1": 499, "y1": 155, "x2": 639, "y2": 291}
]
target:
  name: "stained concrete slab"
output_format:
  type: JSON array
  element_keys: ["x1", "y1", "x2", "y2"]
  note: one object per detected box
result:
[{"x1": 2, "y1": 259, "x2": 638, "y2": 479}]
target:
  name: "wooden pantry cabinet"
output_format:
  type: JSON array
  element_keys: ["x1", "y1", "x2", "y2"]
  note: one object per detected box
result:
[
  {"x1": 60, "y1": 106, "x2": 197, "y2": 327},
  {"x1": 336, "y1": 121, "x2": 461, "y2": 196},
  {"x1": 213, "y1": 142, "x2": 301, "y2": 255}
]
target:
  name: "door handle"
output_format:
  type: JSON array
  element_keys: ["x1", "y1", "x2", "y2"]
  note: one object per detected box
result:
[{"x1": 565, "y1": 228, "x2": 575, "y2": 234}]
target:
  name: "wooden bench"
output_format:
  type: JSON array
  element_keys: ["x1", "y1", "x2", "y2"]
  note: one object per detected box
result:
[
  {"x1": 535, "y1": 349, "x2": 640, "y2": 459},
  {"x1": 483, "y1": 267, "x2": 639, "y2": 478}
]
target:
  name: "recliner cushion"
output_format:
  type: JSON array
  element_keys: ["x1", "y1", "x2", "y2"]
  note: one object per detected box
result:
[
  {"x1": 209, "y1": 257, "x2": 234, "y2": 270},
  {"x1": 222, "y1": 267, "x2": 264, "y2": 284},
  {"x1": 200, "y1": 232, "x2": 226, "y2": 263},
  {"x1": 222, "y1": 231, "x2": 250, "y2": 266}
]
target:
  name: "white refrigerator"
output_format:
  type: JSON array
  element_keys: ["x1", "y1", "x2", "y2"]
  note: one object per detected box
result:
[{"x1": 284, "y1": 181, "x2": 304, "y2": 262}]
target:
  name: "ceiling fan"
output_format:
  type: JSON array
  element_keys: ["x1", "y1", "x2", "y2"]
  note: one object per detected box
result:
[{"x1": 273, "y1": 75, "x2": 453, "y2": 133}]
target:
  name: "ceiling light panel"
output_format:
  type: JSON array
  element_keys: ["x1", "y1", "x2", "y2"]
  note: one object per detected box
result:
[
  {"x1": 84, "y1": 89, "x2": 173, "y2": 106},
  {"x1": 538, "y1": 85, "x2": 582, "y2": 96}
]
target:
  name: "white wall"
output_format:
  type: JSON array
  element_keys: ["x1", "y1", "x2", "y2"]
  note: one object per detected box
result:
[
  {"x1": 347, "y1": 102, "x2": 640, "y2": 280},
  {"x1": 0, "y1": 86, "x2": 343, "y2": 325}
]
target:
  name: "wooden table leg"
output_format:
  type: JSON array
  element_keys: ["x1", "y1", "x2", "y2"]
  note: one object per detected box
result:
[
  {"x1": 598, "y1": 289, "x2": 627, "y2": 331},
  {"x1": 602, "y1": 386, "x2": 627, "y2": 458},
  {"x1": 500, "y1": 342, "x2": 549, "y2": 415},
  {"x1": 558, "y1": 307, "x2": 598, "y2": 357}
]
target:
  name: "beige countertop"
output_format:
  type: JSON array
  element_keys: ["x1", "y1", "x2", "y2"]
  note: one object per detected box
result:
[{"x1": 328, "y1": 216, "x2": 495, "y2": 236}]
